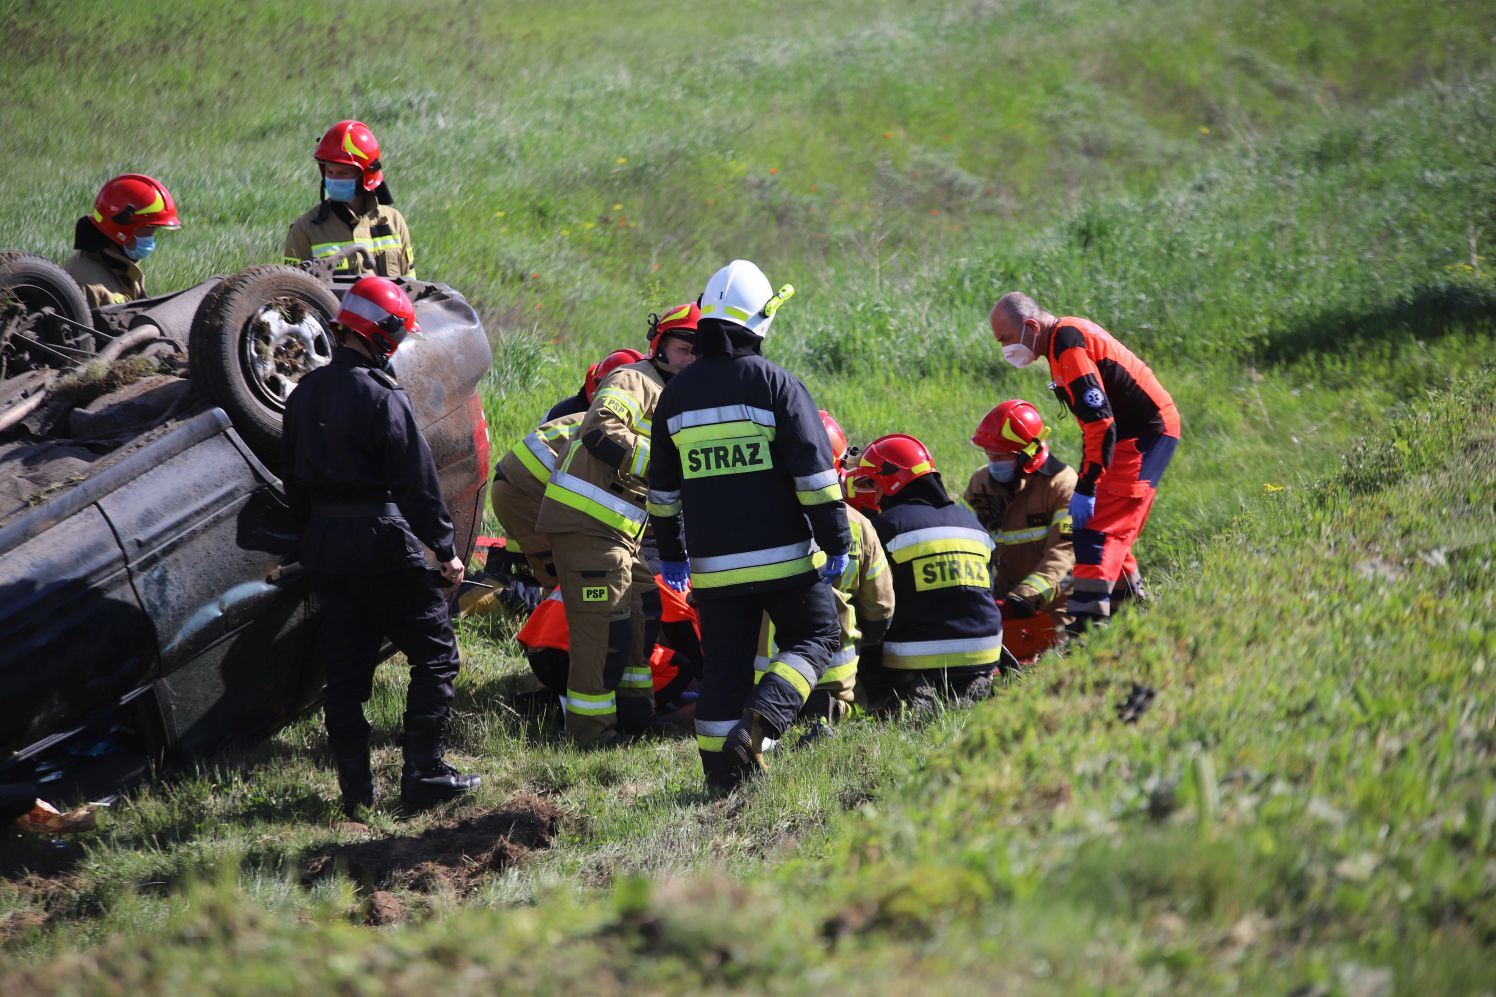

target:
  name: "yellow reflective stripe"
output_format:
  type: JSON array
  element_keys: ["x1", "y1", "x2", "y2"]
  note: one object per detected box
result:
[
  {"x1": 544, "y1": 465, "x2": 647, "y2": 536},
  {"x1": 1051, "y1": 509, "x2": 1071, "y2": 526},
  {"x1": 999, "y1": 526, "x2": 1049, "y2": 545},
  {"x1": 1018, "y1": 573, "x2": 1054, "y2": 597},
  {"x1": 92, "y1": 209, "x2": 104, "y2": 223},
  {"x1": 343, "y1": 129, "x2": 368, "y2": 162},
  {"x1": 565, "y1": 690, "x2": 617, "y2": 715},
  {"x1": 818, "y1": 660, "x2": 858, "y2": 687},
  {"x1": 594, "y1": 385, "x2": 645, "y2": 427},
  {"x1": 671, "y1": 419, "x2": 775, "y2": 446},
  {"x1": 696, "y1": 735, "x2": 726, "y2": 752},
  {"x1": 692, "y1": 555, "x2": 815, "y2": 590},
  {"x1": 647, "y1": 499, "x2": 682, "y2": 517},
  {"x1": 892, "y1": 538, "x2": 995, "y2": 562},
  {"x1": 629, "y1": 439, "x2": 650, "y2": 479},
  {"x1": 865, "y1": 551, "x2": 889, "y2": 579},
  {"x1": 767, "y1": 660, "x2": 813, "y2": 700},
  {"x1": 512, "y1": 439, "x2": 552, "y2": 483},
  {"x1": 661, "y1": 303, "x2": 692, "y2": 324},
  {"x1": 886, "y1": 526, "x2": 994, "y2": 562},
  {"x1": 620, "y1": 667, "x2": 653, "y2": 689},
  {"x1": 723, "y1": 305, "x2": 750, "y2": 321},
  {"x1": 796, "y1": 482, "x2": 843, "y2": 506},
  {"x1": 884, "y1": 635, "x2": 1004, "y2": 670}
]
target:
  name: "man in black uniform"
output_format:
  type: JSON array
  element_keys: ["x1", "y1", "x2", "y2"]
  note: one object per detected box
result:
[
  {"x1": 851, "y1": 434, "x2": 1007, "y2": 710},
  {"x1": 648, "y1": 260, "x2": 850, "y2": 796},
  {"x1": 282, "y1": 276, "x2": 480, "y2": 817}
]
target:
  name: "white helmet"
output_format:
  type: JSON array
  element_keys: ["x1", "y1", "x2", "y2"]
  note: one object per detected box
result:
[{"x1": 699, "y1": 259, "x2": 795, "y2": 339}]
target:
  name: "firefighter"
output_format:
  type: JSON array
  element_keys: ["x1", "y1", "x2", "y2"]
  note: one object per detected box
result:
[
  {"x1": 852, "y1": 434, "x2": 1006, "y2": 709},
  {"x1": 648, "y1": 259, "x2": 851, "y2": 796},
  {"x1": 989, "y1": 293, "x2": 1181, "y2": 630},
  {"x1": 63, "y1": 173, "x2": 181, "y2": 308},
  {"x1": 534, "y1": 303, "x2": 699, "y2": 747},
  {"x1": 282, "y1": 276, "x2": 479, "y2": 816},
  {"x1": 754, "y1": 410, "x2": 894, "y2": 739},
  {"x1": 490, "y1": 348, "x2": 644, "y2": 589},
  {"x1": 966, "y1": 400, "x2": 1077, "y2": 659},
  {"x1": 283, "y1": 120, "x2": 415, "y2": 278}
]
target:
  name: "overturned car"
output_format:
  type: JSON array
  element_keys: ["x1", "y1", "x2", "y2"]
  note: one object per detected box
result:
[{"x1": 0, "y1": 252, "x2": 492, "y2": 799}]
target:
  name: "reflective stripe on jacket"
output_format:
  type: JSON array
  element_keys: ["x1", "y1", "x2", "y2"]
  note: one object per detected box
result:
[
  {"x1": 536, "y1": 361, "x2": 664, "y2": 543},
  {"x1": 283, "y1": 201, "x2": 415, "y2": 278}
]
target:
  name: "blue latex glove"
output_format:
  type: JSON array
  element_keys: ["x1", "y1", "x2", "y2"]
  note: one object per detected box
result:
[
  {"x1": 1069, "y1": 492, "x2": 1096, "y2": 531},
  {"x1": 819, "y1": 551, "x2": 850, "y2": 586},
  {"x1": 660, "y1": 559, "x2": 691, "y2": 593}
]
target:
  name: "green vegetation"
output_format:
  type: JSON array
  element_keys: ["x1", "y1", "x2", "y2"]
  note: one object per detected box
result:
[{"x1": 2, "y1": 0, "x2": 1494, "y2": 990}]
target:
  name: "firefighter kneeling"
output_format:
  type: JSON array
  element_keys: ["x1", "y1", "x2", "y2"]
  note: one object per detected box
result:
[
  {"x1": 966, "y1": 400, "x2": 1077, "y2": 662},
  {"x1": 852, "y1": 434, "x2": 1007, "y2": 709}
]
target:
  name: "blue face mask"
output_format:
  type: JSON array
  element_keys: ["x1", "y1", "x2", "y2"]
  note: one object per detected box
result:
[
  {"x1": 124, "y1": 234, "x2": 156, "y2": 261},
  {"x1": 324, "y1": 177, "x2": 360, "y2": 203},
  {"x1": 987, "y1": 459, "x2": 1017, "y2": 483}
]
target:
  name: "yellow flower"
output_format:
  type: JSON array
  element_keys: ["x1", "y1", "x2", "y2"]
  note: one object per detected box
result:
[
  {"x1": 1199, "y1": 126, "x2": 1211, "y2": 135},
  {"x1": 615, "y1": 156, "x2": 628, "y2": 165},
  {"x1": 582, "y1": 221, "x2": 596, "y2": 230},
  {"x1": 612, "y1": 203, "x2": 623, "y2": 212},
  {"x1": 494, "y1": 210, "x2": 506, "y2": 217},
  {"x1": 1263, "y1": 483, "x2": 1284, "y2": 493}
]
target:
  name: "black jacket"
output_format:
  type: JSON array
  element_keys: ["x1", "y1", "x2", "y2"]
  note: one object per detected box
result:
[
  {"x1": 282, "y1": 346, "x2": 456, "y2": 574},
  {"x1": 648, "y1": 321, "x2": 850, "y2": 599},
  {"x1": 544, "y1": 388, "x2": 589, "y2": 424},
  {"x1": 869, "y1": 476, "x2": 1004, "y2": 674}
]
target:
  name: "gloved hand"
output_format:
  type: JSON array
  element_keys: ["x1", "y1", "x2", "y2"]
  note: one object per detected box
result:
[
  {"x1": 1003, "y1": 593, "x2": 1037, "y2": 618},
  {"x1": 819, "y1": 551, "x2": 850, "y2": 586},
  {"x1": 660, "y1": 559, "x2": 691, "y2": 593},
  {"x1": 1069, "y1": 492, "x2": 1096, "y2": 531}
]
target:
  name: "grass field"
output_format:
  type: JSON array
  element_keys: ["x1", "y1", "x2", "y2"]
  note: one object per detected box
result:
[{"x1": 2, "y1": 0, "x2": 1494, "y2": 991}]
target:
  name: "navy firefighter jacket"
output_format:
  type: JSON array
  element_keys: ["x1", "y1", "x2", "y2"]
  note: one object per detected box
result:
[
  {"x1": 869, "y1": 476, "x2": 1004, "y2": 674},
  {"x1": 647, "y1": 322, "x2": 850, "y2": 599}
]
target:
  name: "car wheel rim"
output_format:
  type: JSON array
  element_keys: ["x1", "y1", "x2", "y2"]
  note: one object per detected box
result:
[{"x1": 242, "y1": 299, "x2": 333, "y2": 409}]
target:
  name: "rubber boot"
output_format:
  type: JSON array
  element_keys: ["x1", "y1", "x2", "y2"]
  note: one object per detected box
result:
[
  {"x1": 332, "y1": 742, "x2": 375, "y2": 818},
  {"x1": 400, "y1": 724, "x2": 480, "y2": 809},
  {"x1": 724, "y1": 708, "x2": 771, "y2": 774}
]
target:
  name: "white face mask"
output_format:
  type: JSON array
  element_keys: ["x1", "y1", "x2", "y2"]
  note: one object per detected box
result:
[{"x1": 1003, "y1": 343, "x2": 1037, "y2": 368}]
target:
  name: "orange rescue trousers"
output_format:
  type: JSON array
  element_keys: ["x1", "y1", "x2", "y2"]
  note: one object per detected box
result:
[{"x1": 1069, "y1": 434, "x2": 1178, "y2": 623}]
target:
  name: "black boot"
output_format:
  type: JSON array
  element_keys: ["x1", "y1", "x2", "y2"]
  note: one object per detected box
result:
[
  {"x1": 331, "y1": 742, "x2": 375, "y2": 818},
  {"x1": 724, "y1": 708, "x2": 771, "y2": 775},
  {"x1": 400, "y1": 723, "x2": 480, "y2": 810}
]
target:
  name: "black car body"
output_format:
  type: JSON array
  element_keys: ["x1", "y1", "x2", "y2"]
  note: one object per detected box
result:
[{"x1": 0, "y1": 263, "x2": 492, "y2": 798}]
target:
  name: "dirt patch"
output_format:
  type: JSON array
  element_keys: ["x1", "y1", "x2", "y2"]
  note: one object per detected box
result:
[
  {"x1": 365, "y1": 890, "x2": 407, "y2": 926},
  {"x1": 0, "y1": 910, "x2": 50, "y2": 942},
  {"x1": 303, "y1": 794, "x2": 561, "y2": 896}
]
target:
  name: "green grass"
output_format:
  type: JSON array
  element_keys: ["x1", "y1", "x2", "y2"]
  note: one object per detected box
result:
[{"x1": 2, "y1": 0, "x2": 1495, "y2": 989}]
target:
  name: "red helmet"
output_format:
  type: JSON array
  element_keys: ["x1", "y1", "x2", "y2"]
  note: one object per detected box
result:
[
  {"x1": 584, "y1": 348, "x2": 645, "y2": 402},
  {"x1": 314, "y1": 120, "x2": 384, "y2": 191},
  {"x1": 335, "y1": 276, "x2": 420, "y2": 358},
  {"x1": 649, "y1": 301, "x2": 700, "y2": 355},
  {"x1": 853, "y1": 433, "x2": 936, "y2": 498},
  {"x1": 90, "y1": 174, "x2": 181, "y2": 247},
  {"x1": 972, "y1": 399, "x2": 1050, "y2": 473},
  {"x1": 819, "y1": 410, "x2": 849, "y2": 466}
]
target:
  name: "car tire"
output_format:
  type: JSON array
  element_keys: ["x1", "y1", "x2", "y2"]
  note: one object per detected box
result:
[
  {"x1": 0, "y1": 250, "x2": 95, "y2": 366},
  {"x1": 188, "y1": 265, "x2": 339, "y2": 465}
]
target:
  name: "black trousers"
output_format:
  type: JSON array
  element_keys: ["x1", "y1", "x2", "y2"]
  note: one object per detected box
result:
[
  {"x1": 310, "y1": 567, "x2": 462, "y2": 747},
  {"x1": 694, "y1": 581, "x2": 839, "y2": 783}
]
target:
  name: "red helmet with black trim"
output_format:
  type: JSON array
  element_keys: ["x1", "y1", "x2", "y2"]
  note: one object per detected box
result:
[
  {"x1": 90, "y1": 174, "x2": 180, "y2": 247},
  {"x1": 972, "y1": 399, "x2": 1049, "y2": 473},
  {"x1": 314, "y1": 120, "x2": 384, "y2": 191},
  {"x1": 584, "y1": 348, "x2": 645, "y2": 402},
  {"x1": 335, "y1": 276, "x2": 420, "y2": 358},
  {"x1": 853, "y1": 433, "x2": 936, "y2": 498},
  {"x1": 649, "y1": 301, "x2": 700, "y2": 355}
]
